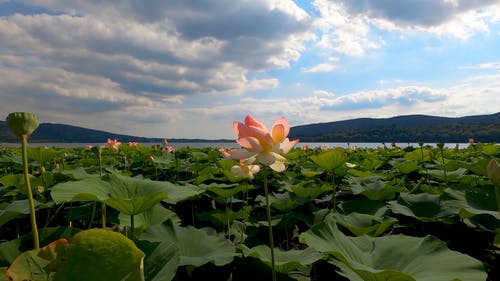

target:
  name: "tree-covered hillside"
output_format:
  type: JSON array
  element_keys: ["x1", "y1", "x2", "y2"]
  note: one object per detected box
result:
[{"x1": 289, "y1": 112, "x2": 500, "y2": 143}]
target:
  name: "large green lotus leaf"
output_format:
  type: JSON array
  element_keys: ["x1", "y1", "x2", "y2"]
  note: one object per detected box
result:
[
  {"x1": 464, "y1": 158, "x2": 491, "y2": 177},
  {"x1": 387, "y1": 192, "x2": 458, "y2": 222},
  {"x1": 119, "y1": 204, "x2": 181, "y2": 228},
  {"x1": 194, "y1": 165, "x2": 218, "y2": 184},
  {"x1": 240, "y1": 244, "x2": 322, "y2": 274},
  {"x1": 5, "y1": 238, "x2": 69, "y2": 281},
  {"x1": 427, "y1": 167, "x2": 467, "y2": 182},
  {"x1": 159, "y1": 182, "x2": 205, "y2": 204},
  {"x1": 104, "y1": 173, "x2": 168, "y2": 214},
  {"x1": 204, "y1": 183, "x2": 242, "y2": 199},
  {"x1": 142, "y1": 241, "x2": 180, "y2": 281},
  {"x1": 60, "y1": 167, "x2": 99, "y2": 179},
  {"x1": 256, "y1": 193, "x2": 302, "y2": 212},
  {"x1": 349, "y1": 176, "x2": 407, "y2": 200},
  {"x1": 0, "y1": 239, "x2": 22, "y2": 267},
  {"x1": 54, "y1": 229, "x2": 144, "y2": 281},
  {"x1": 339, "y1": 198, "x2": 388, "y2": 216},
  {"x1": 310, "y1": 149, "x2": 347, "y2": 172},
  {"x1": 51, "y1": 173, "x2": 202, "y2": 214},
  {"x1": 0, "y1": 199, "x2": 47, "y2": 227},
  {"x1": 392, "y1": 160, "x2": 420, "y2": 174},
  {"x1": 333, "y1": 212, "x2": 397, "y2": 237},
  {"x1": 105, "y1": 192, "x2": 166, "y2": 216},
  {"x1": 480, "y1": 143, "x2": 499, "y2": 155},
  {"x1": 289, "y1": 182, "x2": 332, "y2": 199},
  {"x1": 50, "y1": 177, "x2": 111, "y2": 203},
  {"x1": 141, "y1": 220, "x2": 236, "y2": 267},
  {"x1": 358, "y1": 156, "x2": 383, "y2": 172},
  {"x1": 299, "y1": 215, "x2": 487, "y2": 281},
  {"x1": 404, "y1": 147, "x2": 431, "y2": 161},
  {"x1": 0, "y1": 151, "x2": 22, "y2": 166},
  {"x1": 443, "y1": 188, "x2": 500, "y2": 230},
  {"x1": 197, "y1": 206, "x2": 252, "y2": 229},
  {"x1": 28, "y1": 147, "x2": 59, "y2": 164},
  {"x1": 300, "y1": 167, "x2": 324, "y2": 177},
  {"x1": 0, "y1": 174, "x2": 25, "y2": 189}
]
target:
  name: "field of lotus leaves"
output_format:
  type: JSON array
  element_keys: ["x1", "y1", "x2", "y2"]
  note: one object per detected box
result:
[{"x1": 0, "y1": 137, "x2": 499, "y2": 280}]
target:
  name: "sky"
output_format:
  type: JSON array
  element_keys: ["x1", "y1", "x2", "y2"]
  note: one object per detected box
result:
[{"x1": 1, "y1": 0, "x2": 500, "y2": 140}]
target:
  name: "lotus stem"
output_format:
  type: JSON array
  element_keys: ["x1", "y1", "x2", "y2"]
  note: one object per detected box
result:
[
  {"x1": 130, "y1": 214, "x2": 135, "y2": 241},
  {"x1": 21, "y1": 134, "x2": 39, "y2": 249},
  {"x1": 495, "y1": 184, "x2": 500, "y2": 218},
  {"x1": 263, "y1": 171, "x2": 277, "y2": 281},
  {"x1": 331, "y1": 172, "x2": 337, "y2": 213},
  {"x1": 102, "y1": 203, "x2": 106, "y2": 228}
]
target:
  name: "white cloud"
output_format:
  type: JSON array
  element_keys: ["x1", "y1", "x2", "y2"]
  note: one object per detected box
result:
[
  {"x1": 0, "y1": 0, "x2": 313, "y2": 109},
  {"x1": 302, "y1": 63, "x2": 337, "y2": 73},
  {"x1": 314, "y1": 0, "x2": 383, "y2": 56},
  {"x1": 312, "y1": 90, "x2": 336, "y2": 97},
  {"x1": 458, "y1": 61, "x2": 500, "y2": 70},
  {"x1": 312, "y1": 0, "x2": 500, "y2": 59}
]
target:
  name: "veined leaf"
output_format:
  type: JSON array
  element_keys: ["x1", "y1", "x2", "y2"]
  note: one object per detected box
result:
[{"x1": 300, "y1": 215, "x2": 487, "y2": 281}]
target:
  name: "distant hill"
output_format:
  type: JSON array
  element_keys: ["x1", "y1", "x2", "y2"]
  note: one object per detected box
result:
[
  {"x1": 0, "y1": 121, "x2": 229, "y2": 143},
  {"x1": 289, "y1": 112, "x2": 500, "y2": 143},
  {"x1": 1, "y1": 112, "x2": 499, "y2": 143}
]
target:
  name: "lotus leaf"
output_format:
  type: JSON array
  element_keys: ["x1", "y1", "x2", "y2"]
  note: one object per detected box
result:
[{"x1": 300, "y1": 215, "x2": 487, "y2": 281}]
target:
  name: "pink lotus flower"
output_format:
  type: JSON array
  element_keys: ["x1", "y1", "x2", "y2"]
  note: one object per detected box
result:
[
  {"x1": 219, "y1": 147, "x2": 231, "y2": 157},
  {"x1": 487, "y1": 159, "x2": 500, "y2": 185},
  {"x1": 166, "y1": 146, "x2": 175, "y2": 152},
  {"x1": 128, "y1": 142, "x2": 139, "y2": 147},
  {"x1": 106, "y1": 138, "x2": 121, "y2": 152},
  {"x1": 226, "y1": 115, "x2": 299, "y2": 172}
]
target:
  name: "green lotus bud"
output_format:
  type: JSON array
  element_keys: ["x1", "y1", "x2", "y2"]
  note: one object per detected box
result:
[
  {"x1": 6, "y1": 112, "x2": 39, "y2": 137},
  {"x1": 35, "y1": 185, "x2": 45, "y2": 194},
  {"x1": 487, "y1": 159, "x2": 500, "y2": 185}
]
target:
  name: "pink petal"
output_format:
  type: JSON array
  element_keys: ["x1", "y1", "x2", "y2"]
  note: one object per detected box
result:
[
  {"x1": 234, "y1": 121, "x2": 273, "y2": 148},
  {"x1": 271, "y1": 117, "x2": 290, "y2": 142},
  {"x1": 278, "y1": 138, "x2": 299, "y2": 154},
  {"x1": 257, "y1": 152, "x2": 277, "y2": 166},
  {"x1": 249, "y1": 165, "x2": 261, "y2": 174},
  {"x1": 237, "y1": 137, "x2": 263, "y2": 152},
  {"x1": 227, "y1": 148, "x2": 255, "y2": 160},
  {"x1": 245, "y1": 115, "x2": 268, "y2": 131},
  {"x1": 269, "y1": 162, "x2": 286, "y2": 172}
]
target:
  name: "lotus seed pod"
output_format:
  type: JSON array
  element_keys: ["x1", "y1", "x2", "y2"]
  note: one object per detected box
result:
[{"x1": 6, "y1": 112, "x2": 39, "y2": 137}]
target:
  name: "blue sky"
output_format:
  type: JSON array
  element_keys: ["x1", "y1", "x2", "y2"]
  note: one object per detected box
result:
[{"x1": 1, "y1": 0, "x2": 499, "y2": 139}]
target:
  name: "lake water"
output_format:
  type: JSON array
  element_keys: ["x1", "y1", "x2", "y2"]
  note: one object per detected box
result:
[{"x1": 0, "y1": 142, "x2": 472, "y2": 149}]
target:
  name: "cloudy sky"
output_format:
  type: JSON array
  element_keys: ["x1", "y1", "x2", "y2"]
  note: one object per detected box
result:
[{"x1": 1, "y1": 0, "x2": 500, "y2": 139}]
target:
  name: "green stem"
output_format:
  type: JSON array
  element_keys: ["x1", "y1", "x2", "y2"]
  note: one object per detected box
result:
[
  {"x1": 495, "y1": 184, "x2": 500, "y2": 218},
  {"x1": 88, "y1": 202, "x2": 96, "y2": 229},
  {"x1": 331, "y1": 172, "x2": 337, "y2": 213},
  {"x1": 263, "y1": 171, "x2": 277, "y2": 281},
  {"x1": 101, "y1": 203, "x2": 106, "y2": 228},
  {"x1": 98, "y1": 153, "x2": 106, "y2": 228},
  {"x1": 21, "y1": 135, "x2": 39, "y2": 249},
  {"x1": 130, "y1": 214, "x2": 135, "y2": 241}
]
